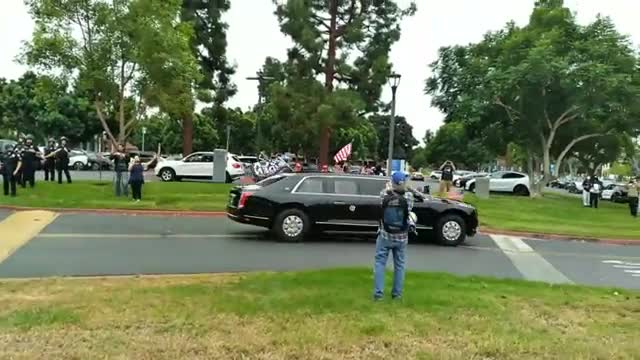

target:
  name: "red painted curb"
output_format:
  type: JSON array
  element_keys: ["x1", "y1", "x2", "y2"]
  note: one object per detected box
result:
[
  {"x1": 480, "y1": 227, "x2": 640, "y2": 246},
  {"x1": 0, "y1": 205, "x2": 227, "y2": 218}
]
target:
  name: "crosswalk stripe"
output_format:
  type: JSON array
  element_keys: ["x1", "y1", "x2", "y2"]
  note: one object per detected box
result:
[
  {"x1": 0, "y1": 210, "x2": 58, "y2": 264},
  {"x1": 490, "y1": 234, "x2": 573, "y2": 284}
]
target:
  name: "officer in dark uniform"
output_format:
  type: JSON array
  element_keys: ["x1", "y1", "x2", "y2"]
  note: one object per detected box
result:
[
  {"x1": 44, "y1": 138, "x2": 57, "y2": 182},
  {"x1": 1, "y1": 144, "x2": 22, "y2": 197},
  {"x1": 14, "y1": 135, "x2": 26, "y2": 186},
  {"x1": 21, "y1": 134, "x2": 41, "y2": 188},
  {"x1": 46, "y1": 136, "x2": 72, "y2": 184}
]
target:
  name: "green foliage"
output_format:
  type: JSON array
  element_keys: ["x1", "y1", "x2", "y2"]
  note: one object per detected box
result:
[
  {"x1": 181, "y1": 0, "x2": 236, "y2": 104},
  {"x1": 0, "y1": 72, "x2": 100, "y2": 144},
  {"x1": 608, "y1": 162, "x2": 632, "y2": 177},
  {"x1": 426, "y1": 0, "x2": 640, "y2": 185},
  {"x1": 23, "y1": 0, "x2": 200, "y2": 145},
  {"x1": 420, "y1": 122, "x2": 492, "y2": 169},
  {"x1": 369, "y1": 114, "x2": 418, "y2": 160}
]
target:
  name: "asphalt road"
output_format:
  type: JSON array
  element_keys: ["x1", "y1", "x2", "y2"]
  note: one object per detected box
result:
[{"x1": 0, "y1": 211, "x2": 639, "y2": 289}]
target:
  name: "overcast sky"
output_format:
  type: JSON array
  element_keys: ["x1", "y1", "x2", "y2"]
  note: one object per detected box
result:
[{"x1": 2, "y1": 0, "x2": 639, "y2": 143}]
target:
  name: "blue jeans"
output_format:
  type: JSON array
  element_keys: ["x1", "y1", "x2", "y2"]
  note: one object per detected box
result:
[
  {"x1": 113, "y1": 171, "x2": 129, "y2": 197},
  {"x1": 373, "y1": 233, "x2": 407, "y2": 299}
]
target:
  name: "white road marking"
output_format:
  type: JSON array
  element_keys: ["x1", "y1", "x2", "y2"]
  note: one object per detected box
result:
[
  {"x1": 490, "y1": 235, "x2": 573, "y2": 284},
  {"x1": 623, "y1": 270, "x2": 640, "y2": 274},
  {"x1": 603, "y1": 260, "x2": 640, "y2": 266},
  {"x1": 613, "y1": 265, "x2": 640, "y2": 269}
]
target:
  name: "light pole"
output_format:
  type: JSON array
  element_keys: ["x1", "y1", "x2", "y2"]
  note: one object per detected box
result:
[
  {"x1": 141, "y1": 126, "x2": 147, "y2": 152},
  {"x1": 387, "y1": 73, "x2": 401, "y2": 175},
  {"x1": 246, "y1": 72, "x2": 276, "y2": 153}
]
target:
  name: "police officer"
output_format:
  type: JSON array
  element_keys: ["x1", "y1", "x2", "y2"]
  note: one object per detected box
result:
[
  {"x1": 14, "y1": 135, "x2": 26, "y2": 186},
  {"x1": 46, "y1": 136, "x2": 72, "y2": 184},
  {"x1": 21, "y1": 134, "x2": 41, "y2": 188},
  {"x1": 44, "y1": 138, "x2": 57, "y2": 182},
  {"x1": 1, "y1": 144, "x2": 22, "y2": 197}
]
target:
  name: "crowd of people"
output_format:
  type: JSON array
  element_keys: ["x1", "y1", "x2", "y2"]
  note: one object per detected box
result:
[{"x1": 0, "y1": 135, "x2": 72, "y2": 197}]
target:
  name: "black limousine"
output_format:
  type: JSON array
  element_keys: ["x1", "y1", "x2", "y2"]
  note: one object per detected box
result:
[{"x1": 227, "y1": 173, "x2": 478, "y2": 246}]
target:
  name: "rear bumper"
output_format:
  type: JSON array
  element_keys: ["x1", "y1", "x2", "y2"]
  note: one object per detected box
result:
[{"x1": 226, "y1": 207, "x2": 271, "y2": 228}]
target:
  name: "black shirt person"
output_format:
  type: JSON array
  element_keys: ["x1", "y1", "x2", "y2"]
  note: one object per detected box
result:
[
  {"x1": 110, "y1": 144, "x2": 130, "y2": 197},
  {"x1": 46, "y1": 137, "x2": 72, "y2": 184},
  {"x1": 438, "y1": 160, "x2": 456, "y2": 194},
  {"x1": 44, "y1": 138, "x2": 57, "y2": 182},
  {"x1": 1, "y1": 146, "x2": 22, "y2": 197},
  {"x1": 20, "y1": 135, "x2": 41, "y2": 188}
]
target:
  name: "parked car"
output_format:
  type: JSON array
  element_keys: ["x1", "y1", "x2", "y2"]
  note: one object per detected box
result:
[
  {"x1": 429, "y1": 170, "x2": 442, "y2": 180},
  {"x1": 411, "y1": 172, "x2": 425, "y2": 181},
  {"x1": 454, "y1": 172, "x2": 488, "y2": 188},
  {"x1": 236, "y1": 155, "x2": 259, "y2": 166},
  {"x1": 227, "y1": 173, "x2": 479, "y2": 246},
  {"x1": 602, "y1": 184, "x2": 628, "y2": 203},
  {"x1": 464, "y1": 171, "x2": 530, "y2": 196},
  {"x1": 0, "y1": 139, "x2": 17, "y2": 152},
  {"x1": 69, "y1": 150, "x2": 90, "y2": 170},
  {"x1": 154, "y1": 151, "x2": 244, "y2": 183},
  {"x1": 85, "y1": 151, "x2": 112, "y2": 170}
]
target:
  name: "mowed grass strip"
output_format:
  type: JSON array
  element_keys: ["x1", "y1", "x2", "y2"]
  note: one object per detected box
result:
[
  {"x1": 0, "y1": 181, "x2": 233, "y2": 211},
  {"x1": 0, "y1": 269, "x2": 638, "y2": 359},
  {"x1": 466, "y1": 192, "x2": 640, "y2": 240}
]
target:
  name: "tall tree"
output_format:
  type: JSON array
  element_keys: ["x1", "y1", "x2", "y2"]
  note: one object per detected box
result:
[
  {"x1": 180, "y1": 0, "x2": 236, "y2": 154},
  {"x1": 426, "y1": 0, "x2": 640, "y2": 195},
  {"x1": 370, "y1": 114, "x2": 418, "y2": 161},
  {"x1": 23, "y1": 0, "x2": 200, "y2": 149},
  {"x1": 273, "y1": 0, "x2": 415, "y2": 166}
]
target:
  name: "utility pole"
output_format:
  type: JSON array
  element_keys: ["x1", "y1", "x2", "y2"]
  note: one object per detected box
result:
[
  {"x1": 387, "y1": 73, "x2": 401, "y2": 175},
  {"x1": 246, "y1": 72, "x2": 275, "y2": 153}
]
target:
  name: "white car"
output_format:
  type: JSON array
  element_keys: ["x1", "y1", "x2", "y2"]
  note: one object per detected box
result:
[
  {"x1": 69, "y1": 150, "x2": 90, "y2": 170},
  {"x1": 154, "y1": 152, "x2": 245, "y2": 183},
  {"x1": 465, "y1": 171, "x2": 530, "y2": 196},
  {"x1": 430, "y1": 170, "x2": 442, "y2": 180}
]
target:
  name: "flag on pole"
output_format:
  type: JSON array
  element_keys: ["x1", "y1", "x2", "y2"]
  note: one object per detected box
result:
[{"x1": 333, "y1": 142, "x2": 352, "y2": 163}]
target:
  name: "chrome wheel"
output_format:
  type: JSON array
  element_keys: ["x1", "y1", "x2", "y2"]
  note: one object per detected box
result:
[
  {"x1": 442, "y1": 220, "x2": 462, "y2": 242},
  {"x1": 161, "y1": 170, "x2": 174, "y2": 181},
  {"x1": 282, "y1": 215, "x2": 304, "y2": 238}
]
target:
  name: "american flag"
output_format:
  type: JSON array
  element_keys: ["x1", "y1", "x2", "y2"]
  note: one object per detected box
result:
[{"x1": 333, "y1": 142, "x2": 352, "y2": 163}]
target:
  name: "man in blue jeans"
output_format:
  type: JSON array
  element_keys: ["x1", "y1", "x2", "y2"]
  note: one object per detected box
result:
[{"x1": 373, "y1": 171, "x2": 417, "y2": 301}]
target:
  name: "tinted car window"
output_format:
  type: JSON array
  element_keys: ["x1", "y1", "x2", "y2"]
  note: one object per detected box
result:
[
  {"x1": 502, "y1": 173, "x2": 524, "y2": 179},
  {"x1": 359, "y1": 178, "x2": 387, "y2": 196},
  {"x1": 333, "y1": 179, "x2": 358, "y2": 195},
  {"x1": 201, "y1": 155, "x2": 214, "y2": 163},
  {"x1": 297, "y1": 177, "x2": 324, "y2": 193}
]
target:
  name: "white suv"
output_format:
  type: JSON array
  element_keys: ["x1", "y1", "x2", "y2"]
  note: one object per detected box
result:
[
  {"x1": 154, "y1": 152, "x2": 244, "y2": 183},
  {"x1": 465, "y1": 171, "x2": 530, "y2": 196}
]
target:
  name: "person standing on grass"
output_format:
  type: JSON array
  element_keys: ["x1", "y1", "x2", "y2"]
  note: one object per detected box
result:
[
  {"x1": 110, "y1": 144, "x2": 130, "y2": 197},
  {"x1": 44, "y1": 138, "x2": 57, "y2": 182},
  {"x1": 128, "y1": 155, "x2": 157, "y2": 202},
  {"x1": 1, "y1": 145, "x2": 22, "y2": 197},
  {"x1": 581, "y1": 176, "x2": 592, "y2": 207},
  {"x1": 589, "y1": 175, "x2": 603, "y2": 209},
  {"x1": 373, "y1": 171, "x2": 419, "y2": 301},
  {"x1": 626, "y1": 178, "x2": 640, "y2": 217},
  {"x1": 439, "y1": 160, "x2": 455, "y2": 195},
  {"x1": 45, "y1": 136, "x2": 72, "y2": 184}
]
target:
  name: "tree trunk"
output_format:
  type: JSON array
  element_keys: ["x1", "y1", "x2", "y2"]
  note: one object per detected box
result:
[
  {"x1": 319, "y1": 0, "x2": 338, "y2": 167},
  {"x1": 526, "y1": 149, "x2": 536, "y2": 198},
  {"x1": 553, "y1": 133, "x2": 603, "y2": 178},
  {"x1": 182, "y1": 112, "x2": 194, "y2": 156}
]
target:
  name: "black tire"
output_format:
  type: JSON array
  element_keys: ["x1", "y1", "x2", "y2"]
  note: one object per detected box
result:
[
  {"x1": 91, "y1": 162, "x2": 100, "y2": 171},
  {"x1": 159, "y1": 168, "x2": 176, "y2": 182},
  {"x1": 435, "y1": 213, "x2": 466, "y2": 246},
  {"x1": 514, "y1": 185, "x2": 529, "y2": 196},
  {"x1": 73, "y1": 162, "x2": 84, "y2": 171},
  {"x1": 468, "y1": 182, "x2": 476, "y2": 193},
  {"x1": 273, "y1": 208, "x2": 310, "y2": 243}
]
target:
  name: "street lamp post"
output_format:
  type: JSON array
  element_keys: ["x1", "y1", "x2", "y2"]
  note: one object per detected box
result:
[
  {"x1": 247, "y1": 72, "x2": 276, "y2": 153},
  {"x1": 387, "y1": 73, "x2": 401, "y2": 175}
]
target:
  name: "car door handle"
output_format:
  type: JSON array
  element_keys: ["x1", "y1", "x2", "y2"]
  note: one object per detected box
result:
[{"x1": 333, "y1": 201, "x2": 346, "y2": 205}]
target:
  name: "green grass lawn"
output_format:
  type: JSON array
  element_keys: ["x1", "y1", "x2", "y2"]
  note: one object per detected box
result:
[
  {"x1": 0, "y1": 181, "x2": 233, "y2": 211},
  {"x1": 0, "y1": 269, "x2": 638, "y2": 359},
  {"x1": 466, "y1": 192, "x2": 640, "y2": 240}
]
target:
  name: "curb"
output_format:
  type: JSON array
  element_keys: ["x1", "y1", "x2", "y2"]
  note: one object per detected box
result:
[
  {"x1": 480, "y1": 227, "x2": 640, "y2": 246},
  {"x1": 0, "y1": 205, "x2": 227, "y2": 218}
]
